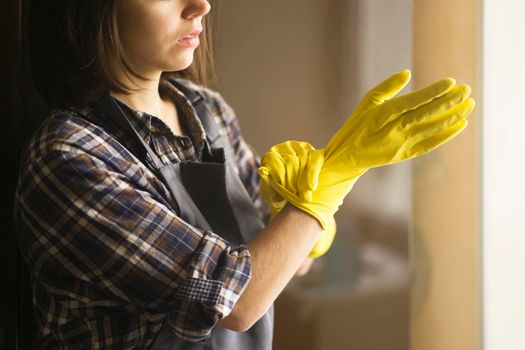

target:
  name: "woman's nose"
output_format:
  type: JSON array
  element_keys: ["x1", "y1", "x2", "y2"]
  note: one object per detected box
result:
[{"x1": 182, "y1": 0, "x2": 211, "y2": 19}]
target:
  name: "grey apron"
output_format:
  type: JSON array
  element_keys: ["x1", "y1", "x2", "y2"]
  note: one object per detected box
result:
[{"x1": 92, "y1": 80, "x2": 274, "y2": 350}]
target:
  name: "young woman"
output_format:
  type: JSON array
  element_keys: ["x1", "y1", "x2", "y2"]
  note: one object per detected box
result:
[{"x1": 15, "y1": 0, "x2": 474, "y2": 348}]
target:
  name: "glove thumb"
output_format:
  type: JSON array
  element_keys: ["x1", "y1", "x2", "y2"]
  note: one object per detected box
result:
[{"x1": 355, "y1": 69, "x2": 412, "y2": 113}]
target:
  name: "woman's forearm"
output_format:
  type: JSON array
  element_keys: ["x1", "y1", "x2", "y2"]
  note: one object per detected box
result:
[{"x1": 218, "y1": 202, "x2": 323, "y2": 331}]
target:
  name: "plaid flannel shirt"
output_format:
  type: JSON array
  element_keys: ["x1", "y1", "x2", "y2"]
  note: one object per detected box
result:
[{"x1": 14, "y1": 78, "x2": 271, "y2": 348}]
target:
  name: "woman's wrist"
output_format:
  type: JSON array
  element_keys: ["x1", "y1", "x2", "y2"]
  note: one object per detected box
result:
[{"x1": 280, "y1": 202, "x2": 324, "y2": 231}]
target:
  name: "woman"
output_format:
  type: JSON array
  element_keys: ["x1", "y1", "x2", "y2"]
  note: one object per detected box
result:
[{"x1": 15, "y1": 0, "x2": 474, "y2": 348}]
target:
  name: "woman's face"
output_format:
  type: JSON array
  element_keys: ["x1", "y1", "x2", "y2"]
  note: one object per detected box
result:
[{"x1": 116, "y1": 0, "x2": 211, "y2": 77}]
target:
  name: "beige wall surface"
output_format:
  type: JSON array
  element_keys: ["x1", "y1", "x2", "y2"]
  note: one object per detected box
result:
[
  {"x1": 411, "y1": 0, "x2": 482, "y2": 349},
  {"x1": 212, "y1": 0, "x2": 353, "y2": 153}
]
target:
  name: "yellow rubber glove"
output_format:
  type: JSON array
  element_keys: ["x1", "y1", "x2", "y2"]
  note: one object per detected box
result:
[
  {"x1": 258, "y1": 141, "x2": 340, "y2": 257},
  {"x1": 258, "y1": 69, "x2": 475, "y2": 257}
]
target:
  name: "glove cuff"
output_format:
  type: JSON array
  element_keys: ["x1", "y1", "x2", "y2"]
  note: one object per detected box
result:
[{"x1": 308, "y1": 216, "x2": 337, "y2": 258}]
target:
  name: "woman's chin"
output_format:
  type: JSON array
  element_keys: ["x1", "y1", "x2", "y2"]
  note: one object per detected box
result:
[{"x1": 165, "y1": 53, "x2": 195, "y2": 72}]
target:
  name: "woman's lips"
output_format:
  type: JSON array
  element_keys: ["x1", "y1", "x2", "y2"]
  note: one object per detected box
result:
[
  {"x1": 177, "y1": 35, "x2": 200, "y2": 48},
  {"x1": 177, "y1": 29, "x2": 202, "y2": 48}
]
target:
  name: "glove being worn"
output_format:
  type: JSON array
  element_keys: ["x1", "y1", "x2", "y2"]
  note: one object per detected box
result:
[{"x1": 258, "y1": 69, "x2": 475, "y2": 257}]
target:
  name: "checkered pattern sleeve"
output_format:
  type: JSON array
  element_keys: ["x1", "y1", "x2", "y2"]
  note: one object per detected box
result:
[{"x1": 15, "y1": 113, "x2": 251, "y2": 345}]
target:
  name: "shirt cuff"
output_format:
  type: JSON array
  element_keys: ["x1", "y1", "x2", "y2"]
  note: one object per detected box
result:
[{"x1": 167, "y1": 230, "x2": 252, "y2": 342}]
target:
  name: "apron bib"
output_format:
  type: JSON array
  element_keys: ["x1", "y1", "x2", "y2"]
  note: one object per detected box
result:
[{"x1": 92, "y1": 81, "x2": 273, "y2": 350}]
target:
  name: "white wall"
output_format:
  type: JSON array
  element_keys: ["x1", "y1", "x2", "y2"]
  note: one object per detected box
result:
[{"x1": 482, "y1": 0, "x2": 525, "y2": 349}]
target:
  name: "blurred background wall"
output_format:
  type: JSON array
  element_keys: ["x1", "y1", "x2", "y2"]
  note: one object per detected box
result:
[
  {"x1": 411, "y1": 0, "x2": 481, "y2": 349},
  {"x1": 213, "y1": 1, "x2": 412, "y2": 349}
]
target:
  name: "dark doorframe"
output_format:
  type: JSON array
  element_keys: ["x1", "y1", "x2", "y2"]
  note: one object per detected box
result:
[{"x1": 1, "y1": 0, "x2": 49, "y2": 348}]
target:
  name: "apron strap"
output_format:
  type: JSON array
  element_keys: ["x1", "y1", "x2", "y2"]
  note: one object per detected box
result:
[
  {"x1": 169, "y1": 79, "x2": 265, "y2": 238},
  {"x1": 91, "y1": 92, "x2": 212, "y2": 231},
  {"x1": 168, "y1": 79, "x2": 235, "y2": 163},
  {"x1": 93, "y1": 92, "x2": 165, "y2": 171}
]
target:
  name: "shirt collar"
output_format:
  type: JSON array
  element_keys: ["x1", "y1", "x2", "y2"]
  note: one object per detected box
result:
[
  {"x1": 159, "y1": 78, "x2": 207, "y2": 154},
  {"x1": 110, "y1": 79, "x2": 207, "y2": 155}
]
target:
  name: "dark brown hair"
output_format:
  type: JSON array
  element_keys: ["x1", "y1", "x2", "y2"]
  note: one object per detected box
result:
[{"x1": 28, "y1": 0, "x2": 216, "y2": 109}]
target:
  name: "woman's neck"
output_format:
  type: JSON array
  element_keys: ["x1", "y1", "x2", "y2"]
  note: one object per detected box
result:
[
  {"x1": 110, "y1": 74, "x2": 185, "y2": 136},
  {"x1": 110, "y1": 74, "x2": 164, "y2": 116}
]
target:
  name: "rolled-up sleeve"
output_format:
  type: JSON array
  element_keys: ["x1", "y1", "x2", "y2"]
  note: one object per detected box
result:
[{"x1": 17, "y1": 142, "x2": 251, "y2": 342}]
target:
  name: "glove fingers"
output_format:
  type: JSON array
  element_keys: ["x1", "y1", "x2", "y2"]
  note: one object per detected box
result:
[
  {"x1": 258, "y1": 173, "x2": 286, "y2": 213},
  {"x1": 270, "y1": 140, "x2": 315, "y2": 158},
  {"x1": 327, "y1": 70, "x2": 411, "y2": 153},
  {"x1": 285, "y1": 142, "x2": 314, "y2": 195},
  {"x1": 260, "y1": 151, "x2": 286, "y2": 184},
  {"x1": 298, "y1": 149, "x2": 325, "y2": 201},
  {"x1": 354, "y1": 69, "x2": 412, "y2": 114},
  {"x1": 381, "y1": 77, "x2": 456, "y2": 125},
  {"x1": 410, "y1": 118, "x2": 469, "y2": 158},
  {"x1": 335, "y1": 78, "x2": 458, "y2": 156},
  {"x1": 396, "y1": 84, "x2": 471, "y2": 129},
  {"x1": 410, "y1": 97, "x2": 475, "y2": 142},
  {"x1": 259, "y1": 150, "x2": 289, "y2": 211},
  {"x1": 283, "y1": 154, "x2": 301, "y2": 191},
  {"x1": 260, "y1": 140, "x2": 319, "y2": 204},
  {"x1": 261, "y1": 152, "x2": 302, "y2": 197},
  {"x1": 287, "y1": 140, "x2": 316, "y2": 154}
]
